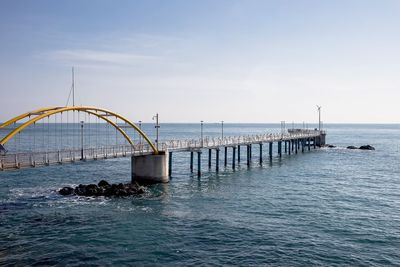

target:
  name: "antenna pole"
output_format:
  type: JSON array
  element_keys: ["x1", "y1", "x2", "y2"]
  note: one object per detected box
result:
[{"x1": 72, "y1": 67, "x2": 75, "y2": 107}]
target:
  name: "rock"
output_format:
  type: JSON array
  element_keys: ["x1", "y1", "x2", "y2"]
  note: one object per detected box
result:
[
  {"x1": 359, "y1": 145, "x2": 375, "y2": 150},
  {"x1": 59, "y1": 181, "x2": 146, "y2": 197},
  {"x1": 347, "y1": 146, "x2": 358, "y2": 149},
  {"x1": 74, "y1": 184, "x2": 87, "y2": 195},
  {"x1": 59, "y1": 187, "x2": 74, "y2": 196},
  {"x1": 85, "y1": 184, "x2": 99, "y2": 196},
  {"x1": 328, "y1": 145, "x2": 336, "y2": 148},
  {"x1": 98, "y1": 180, "x2": 110, "y2": 187}
]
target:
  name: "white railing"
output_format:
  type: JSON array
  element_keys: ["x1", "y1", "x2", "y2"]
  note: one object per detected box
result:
[{"x1": 161, "y1": 131, "x2": 321, "y2": 151}]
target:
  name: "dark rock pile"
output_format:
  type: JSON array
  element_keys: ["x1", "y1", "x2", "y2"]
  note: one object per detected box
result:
[
  {"x1": 347, "y1": 145, "x2": 375, "y2": 150},
  {"x1": 359, "y1": 145, "x2": 375, "y2": 150},
  {"x1": 59, "y1": 180, "x2": 145, "y2": 197}
]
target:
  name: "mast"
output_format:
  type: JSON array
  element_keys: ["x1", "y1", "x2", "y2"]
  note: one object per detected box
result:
[{"x1": 72, "y1": 67, "x2": 75, "y2": 106}]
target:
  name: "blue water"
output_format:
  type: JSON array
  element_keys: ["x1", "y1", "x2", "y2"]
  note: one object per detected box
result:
[{"x1": 1, "y1": 124, "x2": 400, "y2": 266}]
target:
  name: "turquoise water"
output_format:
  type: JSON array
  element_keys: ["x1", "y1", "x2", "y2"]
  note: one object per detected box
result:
[{"x1": 1, "y1": 124, "x2": 400, "y2": 266}]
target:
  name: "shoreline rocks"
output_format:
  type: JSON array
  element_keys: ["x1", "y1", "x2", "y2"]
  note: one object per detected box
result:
[{"x1": 59, "y1": 180, "x2": 145, "y2": 197}]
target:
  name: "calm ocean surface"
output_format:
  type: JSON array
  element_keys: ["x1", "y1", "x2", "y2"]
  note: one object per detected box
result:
[{"x1": 1, "y1": 123, "x2": 400, "y2": 266}]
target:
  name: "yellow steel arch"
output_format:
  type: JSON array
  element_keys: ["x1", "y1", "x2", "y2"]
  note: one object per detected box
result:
[
  {"x1": 0, "y1": 106, "x2": 62, "y2": 129},
  {"x1": 0, "y1": 106, "x2": 158, "y2": 154}
]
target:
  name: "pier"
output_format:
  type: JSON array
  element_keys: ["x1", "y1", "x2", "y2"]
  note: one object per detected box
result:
[{"x1": 0, "y1": 106, "x2": 326, "y2": 183}]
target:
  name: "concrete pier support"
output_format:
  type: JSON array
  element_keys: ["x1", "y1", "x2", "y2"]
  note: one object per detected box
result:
[
  {"x1": 291, "y1": 140, "x2": 294, "y2": 151},
  {"x1": 232, "y1": 147, "x2": 236, "y2": 170},
  {"x1": 208, "y1": 149, "x2": 212, "y2": 168},
  {"x1": 249, "y1": 144, "x2": 252, "y2": 159},
  {"x1": 238, "y1": 145, "x2": 241, "y2": 163},
  {"x1": 284, "y1": 141, "x2": 287, "y2": 153},
  {"x1": 259, "y1": 143, "x2": 263, "y2": 163},
  {"x1": 278, "y1": 141, "x2": 282, "y2": 158},
  {"x1": 308, "y1": 138, "x2": 311, "y2": 151},
  {"x1": 295, "y1": 140, "x2": 298, "y2": 154},
  {"x1": 246, "y1": 145, "x2": 250, "y2": 166},
  {"x1": 301, "y1": 139, "x2": 305, "y2": 153},
  {"x1": 197, "y1": 151, "x2": 202, "y2": 176},
  {"x1": 131, "y1": 152, "x2": 169, "y2": 184},
  {"x1": 168, "y1": 151, "x2": 172, "y2": 177},
  {"x1": 190, "y1": 151, "x2": 194, "y2": 172},
  {"x1": 314, "y1": 137, "x2": 316, "y2": 149},
  {"x1": 288, "y1": 140, "x2": 291, "y2": 155},
  {"x1": 216, "y1": 148, "x2": 220, "y2": 172},
  {"x1": 224, "y1": 147, "x2": 228, "y2": 167},
  {"x1": 269, "y1": 142, "x2": 273, "y2": 160}
]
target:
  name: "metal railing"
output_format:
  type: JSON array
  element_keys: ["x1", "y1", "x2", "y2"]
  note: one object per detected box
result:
[{"x1": 0, "y1": 130, "x2": 323, "y2": 170}]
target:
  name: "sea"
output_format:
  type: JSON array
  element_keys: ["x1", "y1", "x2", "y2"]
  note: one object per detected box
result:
[{"x1": 1, "y1": 123, "x2": 399, "y2": 266}]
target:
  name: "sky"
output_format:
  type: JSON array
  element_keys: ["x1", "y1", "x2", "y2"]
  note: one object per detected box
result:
[{"x1": 0, "y1": 0, "x2": 399, "y2": 123}]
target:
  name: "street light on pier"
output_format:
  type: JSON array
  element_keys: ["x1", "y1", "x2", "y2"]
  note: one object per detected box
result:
[
  {"x1": 221, "y1": 120, "x2": 224, "y2": 139},
  {"x1": 80, "y1": 120, "x2": 84, "y2": 160},
  {"x1": 152, "y1": 114, "x2": 160, "y2": 151},
  {"x1": 316, "y1": 105, "x2": 322, "y2": 131},
  {"x1": 138, "y1": 120, "x2": 142, "y2": 146},
  {"x1": 200, "y1": 120, "x2": 204, "y2": 147}
]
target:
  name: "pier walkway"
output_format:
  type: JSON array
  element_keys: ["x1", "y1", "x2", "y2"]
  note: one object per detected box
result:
[{"x1": 0, "y1": 106, "x2": 326, "y2": 182}]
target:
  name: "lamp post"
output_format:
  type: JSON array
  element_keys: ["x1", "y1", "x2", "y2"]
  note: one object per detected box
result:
[
  {"x1": 138, "y1": 120, "x2": 142, "y2": 145},
  {"x1": 152, "y1": 114, "x2": 160, "y2": 151},
  {"x1": 221, "y1": 120, "x2": 224, "y2": 139},
  {"x1": 317, "y1": 105, "x2": 322, "y2": 131},
  {"x1": 80, "y1": 120, "x2": 84, "y2": 160},
  {"x1": 200, "y1": 120, "x2": 204, "y2": 147}
]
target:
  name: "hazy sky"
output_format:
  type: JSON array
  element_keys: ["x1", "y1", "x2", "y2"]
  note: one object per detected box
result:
[{"x1": 1, "y1": 0, "x2": 399, "y2": 123}]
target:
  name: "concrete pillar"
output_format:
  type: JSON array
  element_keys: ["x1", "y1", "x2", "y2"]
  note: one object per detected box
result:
[
  {"x1": 238, "y1": 145, "x2": 241, "y2": 162},
  {"x1": 249, "y1": 144, "x2": 252, "y2": 159},
  {"x1": 246, "y1": 145, "x2": 250, "y2": 166},
  {"x1": 208, "y1": 149, "x2": 212, "y2": 168},
  {"x1": 216, "y1": 148, "x2": 220, "y2": 172},
  {"x1": 301, "y1": 139, "x2": 305, "y2": 153},
  {"x1": 278, "y1": 141, "x2": 282, "y2": 158},
  {"x1": 288, "y1": 140, "x2": 291, "y2": 155},
  {"x1": 308, "y1": 138, "x2": 311, "y2": 151},
  {"x1": 168, "y1": 151, "x2": 172, "y2": 177},
  {"x1": 224, "y1": 146, "x2": 228, "y2": 167},
  {"x1": 232, "y1": 147, "x2": 236, "y2": 170},
  {"x1": 259, "y1": 143, "x2": 263, "y2": 163},
  {"x1": 295, "y1": 140, "x2": 298, "y2": 154},
  {"x1": 284, "y1": 141, "x2": 287, "y2": 153},
  {"x1": 190, "y1": 151, "x2": 194, "y2": 172},
  {"x1": 291, "y1": 139, "x2": 294, "y2": 151},
  {"x1": 197, "y1": 151, "x2": 202, "y2": 176},
  {"x1": 269, "y1": 142, "x2": 273, "y2": 160},
  {"x1": 314, "y1": 137, "x2": 316, "y2": 149},
  {"x1": 131, "y1": 152, "x2": 169, "y2": 184}
]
